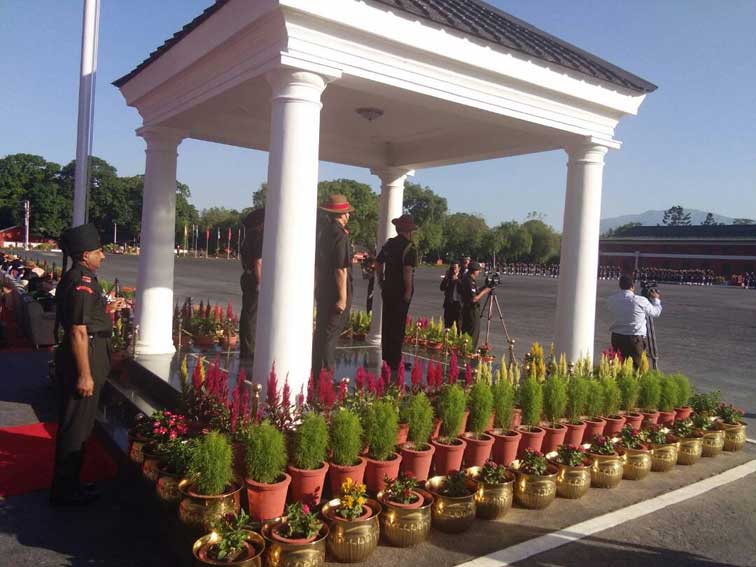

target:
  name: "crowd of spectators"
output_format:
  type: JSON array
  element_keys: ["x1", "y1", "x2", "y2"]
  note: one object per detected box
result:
[{"x1": 1, "y1": 252, "x2": 58, "y2": 297}]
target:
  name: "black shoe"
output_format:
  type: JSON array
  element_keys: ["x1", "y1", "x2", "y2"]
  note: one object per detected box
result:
[{"x1": 49, "y1": 487, "x2": 100, "y2": 506}]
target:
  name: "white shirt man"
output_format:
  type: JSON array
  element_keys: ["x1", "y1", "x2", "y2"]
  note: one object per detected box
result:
[{"x1": 607, "y1": 275, "x2": 662, "y2": 366}]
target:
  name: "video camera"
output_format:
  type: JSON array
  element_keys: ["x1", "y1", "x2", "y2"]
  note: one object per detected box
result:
[
  {"x1": 484, "y1": 270, "x2": 501, "y2": 289},
  {"x1": 639, "y1": 279, "x2": 659, "y2": 300}
]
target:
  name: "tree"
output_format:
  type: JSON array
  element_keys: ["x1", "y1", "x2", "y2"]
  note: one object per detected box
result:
[
  {"x1": 252, "y1": 183, "x2": 267, "y2": 209},
  {"x1": 700, "y1": 212, "x2": 721, "y2": 226},
  {"x1": 732, "y1": 218, "x2": 755, "y2": 225},
  {"x1": 522, "y1": 219, "x2": 560, "y2": 263},
  {"x1": 443, "y1": 213, "x2": 489, "y2": 260},
  {"x1": 661, "y1": 205, "x2": 691, "y2": 226},
  {"x1": 506, "y1": 224, "x2": 532, "y2": 261},
  {"x1": 603, "y1": 222, "x2": 641, "y2": 238},
  {"x1": 403, "y1": 182, "x2": 447, "y2": 261}
]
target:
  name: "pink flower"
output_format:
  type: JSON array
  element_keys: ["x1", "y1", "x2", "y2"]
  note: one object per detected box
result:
[{"x1": 301, "y1": 504, "x2": 310, "y2": 515}]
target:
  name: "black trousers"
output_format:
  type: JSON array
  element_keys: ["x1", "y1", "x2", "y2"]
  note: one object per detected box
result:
[
  {"x1": 462, "y1": 304, "x2": 481, "y2": 349},
  {"x1": 381, "y1": 295, "x2": 410, "y2": 371},
  {"x1": 52, "y1": 338, "x2": 110, "y2": 496},
  {"x1": 611, "y1": 333, "x2": 646, "y2": 368},
  {"x1": 443, "y1": 301, "x2": 462, "y2": 330},
  {"x1": 312, "y1": 297, "x2": 350, "y2": 373},
  {"x1": 239, "y1": 273, "x2": 259, "y2": 360}
]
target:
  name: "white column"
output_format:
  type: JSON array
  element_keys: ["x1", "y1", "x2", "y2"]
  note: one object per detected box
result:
[
  {"x1": 134, "y1": 127, "x2": 184, "y2": 356},
  {"x1": 253, "y1": 69, "x2": 329, "y2": 393},
  {"x1": 366, "y1": 167, "x2": 410, "y2": 346},
  {"x1": 554, "y1": 141, "x2": 608, "y2": 363}
]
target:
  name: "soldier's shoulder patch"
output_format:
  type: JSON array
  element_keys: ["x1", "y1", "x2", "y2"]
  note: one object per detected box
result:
[
  {"x1": 81, "y1": 275, "x2": 92, "y2": 283},
  {"x1": 75, "y1": 285, "x2": 93, "y2": 294}
]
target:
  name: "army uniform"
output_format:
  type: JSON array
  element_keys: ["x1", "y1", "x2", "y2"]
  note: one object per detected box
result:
[
  {"x1": 51, "y1": 225, "x2": 111, "y2": 504},
  {"x1": 312, "y1": 215, "x2": 353, "y2": 373},
  {"x1": 460, "y1": 271, "x2": 482, "y2": 349},
  {"x1": 377, "y1": 232, "x2": 417, "y2": 370},
  {"x1": 239, "y1": 210, "x2": 264, "y2": 361}
]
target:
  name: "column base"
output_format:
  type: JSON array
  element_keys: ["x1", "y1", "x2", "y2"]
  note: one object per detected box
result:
[
  {"x1": 365, "y1": 333, "x2": 381, "y2": 347},
  {"x1": 134, "y1": 341, "x2": 176, "y2": 357}
]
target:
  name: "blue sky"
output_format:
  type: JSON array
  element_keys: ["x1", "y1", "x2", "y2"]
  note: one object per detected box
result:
[{"x1": 2, "y1": 1, "x2": 754, "y2": 229}]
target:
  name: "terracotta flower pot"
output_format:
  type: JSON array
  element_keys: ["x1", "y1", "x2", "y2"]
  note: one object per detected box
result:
[
  {"x1": 261, "y1": 519, "x2": 327, "y2": 567},
  {"x1": 288, "y1": 462, "x2": 329, "y2": 506},
  {"x1": 641, "y1": 410, "x2": 659, "y2": 425},
  {"x1": 461, "y1": 432, "x2": 494, "y2": 467},
  {"x1": 674, "y1": 406, "x2": 693, "y2": 421},
  {"x1": 430, "y1": 419, "x2": 442, "y2": 440},
  {"x1": 540, "y1": 424, "x2": 567, "y2": 454},
  {"x1": 485, "y1": 414, "x2": 495, "y2": 431},
  {"x1": 516, "y1": 426, "x2": 545, "y2": 457},
  {"x1": 623, "y1": 412, "x2": 644, "y2": 431},
  {"x1": 488, "y1": 428, "x2": 521, "y2": 466},
  {"x1": 193, "y1": 530, "x2": 264, "y2": 567},
  {"x1": 327, "y1": 457, "x2": 367, "y2": 496},
  {"x1": 364, "y1": 453, "x2": 401, "y2": 494},
  {"x1": 581, "y1": 418, "x2": 607, "y2": 444},
  {"x1": 396, "y1": 423, "x2": 409, "y2": 446},
  {"x1": 271, "y1": 526, "x2": 319, "y2": 545},
  {"x1": 431, "y1": 438, "x2": 467, "y2": 475},
  {"x1": 563, "y1": 421, "x2": 586, "y2": 447},
  {"x1": 400, "y1": 443, "x2": 435, "y2": 482},
  {"x1": 658, "y1": 410, "x2": 677, "y2": 425},
  {"x1": 381, "y1": 490, "x2": 424, "y2": 510},
  {"x1": 245, "y1": 473, "x2": 291, "y2": 522},
  {"x1": 603, "y1": 415, "x2": 626, "y2": 436},
  {"x1": 511, "y1": 408, "x2": 523, "y2": 429}
]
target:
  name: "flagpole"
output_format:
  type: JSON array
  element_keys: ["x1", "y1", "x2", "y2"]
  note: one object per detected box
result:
[{"x1": 72, "y1": 0, "x2": 100, "y2": 226}]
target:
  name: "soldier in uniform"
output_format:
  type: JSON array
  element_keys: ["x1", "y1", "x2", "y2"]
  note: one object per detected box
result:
[
  {"x1": 312, "y1": 195, "x2": 354, "y2": 373},
  {"x1": 376, "y1": 214, "x2": 418, "y2": 371},
  {"x1": 239, "y1": 208, "x2": 265, "y2": 361},
  {"x1": 51, "y1": 224, "x2": 123, "y2": 505},
  {"x1": 460, "y1": 261, "x2": 491, "y2": 350}
]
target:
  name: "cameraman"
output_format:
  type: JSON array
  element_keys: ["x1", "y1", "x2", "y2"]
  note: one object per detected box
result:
[
  {"x1": 607, "y1": 274, "x2": 662, "y2": 367},
  {"x1": 460, "y1": 261, "x2": 491, "y2": 349},
  {"x1": 440, "y1": 260, "x2": 462, "y2": 330}
]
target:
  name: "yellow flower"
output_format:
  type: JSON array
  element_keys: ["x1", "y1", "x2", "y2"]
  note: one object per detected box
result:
[
  {"x1": 341, "y1": 478, "x2": 353, "y2": 493},
  {"x1": 356, "y1": 496, "x2": 365, "y2": 506},
  {"x1": 343, "y1": 495, "x2": 354, "y2": 508},
  {"x1": 357, "y1": 483, "x2": 367, "y2": 494}
]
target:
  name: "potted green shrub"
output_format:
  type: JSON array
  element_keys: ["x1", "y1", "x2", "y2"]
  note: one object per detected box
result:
[
  {"x1": 541, "y1": 374, "x2": 567, "y2": 453},
  {"x1": 489, "y1": 375, "x2": 521, "y2": 466},
  {"x1": 328, "y1": 408, "x2": 366, "y2": 495},
  {"x1": 461, "y1": 381, "x2": 495, "y2": 467},
  {"x1": 657, "y1": 375, "x2": 679, "y2": 424},
  {"x1": 580, "y1": 378, "x2": 606, "y2": 443},
  {"x1": 638, "y1": 371, "x2": 662, "y2": 424},
  {"x1": 670, "y1": 374, "x2": 693, "y2": 420},
  {"x1": 517, "y1": 375, "x2": 545, "y2": 456},
  {"x1": 178, "y1": 432, "x2": 241, "y2": 533},
  {"x1": 431, "y1": 384, "x2": 468, "y2": 474},
  {"x1": 289, "y1": 412, "x2": 329, "y2": 506},
  {"x1": 617, "y1": 364, "x2": 643, "y2": 429},
  {"x1": 564, "y1": 375, "x2": 588, "y2": 446},
  {"x1": 192, "y1": 510, "x2": 265, "y2": 566},
  {"x1": 364, "y1": 399, "x2": 400, "y2": 493},
  {"x1": 243, "y1": 422, "x2": 290, "y2": 522},
  {"x1": 601, "y1": 377, "x2": 625, "y2": 435},
  {"x1": 400, "y1": 392, "x2": 436, "y2": 481}
]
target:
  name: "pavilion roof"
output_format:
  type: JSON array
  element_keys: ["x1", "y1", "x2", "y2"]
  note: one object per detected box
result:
[{"x1": 113, "y1": 0, "x2": 656, "y2": 94}]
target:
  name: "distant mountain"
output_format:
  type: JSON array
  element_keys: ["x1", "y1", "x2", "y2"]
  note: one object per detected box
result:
[{"x1": 600, "y1": 209, "x2": 735, "y2": 234}]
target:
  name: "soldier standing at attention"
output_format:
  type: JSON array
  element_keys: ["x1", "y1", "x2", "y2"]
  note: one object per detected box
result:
[
  {"x1": 239, "y1": 208, "x2": 265, "y2": 362},
  {"x1": 312, "y1": 195, "x2": 354, "y2": 373},
  {"x1": 51, "y1": 224, "x2": 123, "y2": 505},
  {"x1": 376, "y1": 214, "x2": 418, "y2": 372}
]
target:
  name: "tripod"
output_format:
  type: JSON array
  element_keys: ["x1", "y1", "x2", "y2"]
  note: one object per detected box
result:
[
  {"x1": 479, "y1": 286, "x2": 516, "y2": 367},
  {"x1": 645, "y1": 315, "x2": 659, "y2": 370}
]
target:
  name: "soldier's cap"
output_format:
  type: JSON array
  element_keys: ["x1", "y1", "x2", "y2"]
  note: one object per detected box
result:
[
  {"x1": 320, "y1": 194, "x2": 354, "y2": 214},
  {"x1": 391, "y1": 214, "x2": 417, "y2": 232},
  {"x1": 468, "y1": 261, "x2": 482, "y2": 272},
  {"x1": 59, "y1": 223, "x2": 101, "y2": 256},
  {"x1": 242, "y1": 208, "x2": 265, "y2": 229}
]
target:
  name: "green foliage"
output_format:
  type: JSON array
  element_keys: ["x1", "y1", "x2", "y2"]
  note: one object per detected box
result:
[
  {"x1": 437, "y1": 384, "x2": 467, "y2": 440},
  {"x1": 492, "y1": 376, "x2": 515, "y2": 429},
  {"x1": 658, "y1": 376, "x2": 679, "y2": 412},
  {"x1": 585, "y1": 379, "x2": 605, "y2": 419},
  {"x1": 519, "y1": 448, "x2": 547, "y2": 475},
  {"x1": 244, "y1": 422, "x2": 288, "y2": 484},
  {"x1": 404, "y1": 182, "x2": 448, "y2": 260},
  {"x1": 281, "y1": 502, "x2": 322, "y2": 540},
  {"x1": 478, "y1": 461, "x2": 510, "y2": 484},
  {"x1": 669, "y1": 374, "x2": 692, "y2": 408},
  {"x1": 405, "y1": 392, "x2": 434, "y2": 446},
  {"x1": 329, "y1": 408, "x2": 363, "y2": 466},
  {"x1": 519, "y1": 375, "x2": 543, "y2": 427},
  {"x1": 638, "y1": 372, "x2": 662, "y2": 411},
  {"x1": 164, "y1": 438, "x2": 195, "y2": 476},
  {"x1": 588, "y1": 435, "x2": 616, "y2": 455},
  {"x1": 210, "y1": 510, "x2": 252, "y2": 562},
  {"x1": 318, "y1": 179, "x2": 379, "y2": 249},
  {"x1": 601, "y1": 378, "x2": 622, "y2": 417},
  {"x1": 364, "y1": 400, "x2": 399, "y2": 461},
  {"x1": 556, "y1": 445, "x2": 587, "y2": 467},
  {"x1": 188, "y1": 432, "x2": 233, "y2": 496},
  {"x1": 439, "y1": 470, "x2": 471, "y2": 497},
  {"x1": 662, "y1": 205, "x2": 692, "y2": 226},
  {"x1": 617, "y1": 372, "x2": 641, "y2": 411},
  {"x1": 689, "y1": 390, "x2": 721, "y2": 417},
  {"x1": 293, "y1": 413, "x2": 328, "y2": 470},
  {"x1": 543, "y1": 374, "x2": 568, "y2": 425},
  {"x1": 383, "y1": 472, "x2": 420, "y2": 504},
  {"x1": 566, "y1": 375, "x2": 589, "y2": 421},
  {"x1": 467, "y1": 381, "x2": 494, "y2": 435}
]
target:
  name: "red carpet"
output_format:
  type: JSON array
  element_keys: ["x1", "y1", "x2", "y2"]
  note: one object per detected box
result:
[{"x1": 0, "y1": 422, "x2": 118, "y2": 497}]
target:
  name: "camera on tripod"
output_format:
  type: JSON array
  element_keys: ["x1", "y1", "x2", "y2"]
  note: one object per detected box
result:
[
  {"x1": 640, "y1": 279, "x2": 659, "y2": 299},
  {"x1": 484, "y1": 270, "x2": 501, "y2": 289}
]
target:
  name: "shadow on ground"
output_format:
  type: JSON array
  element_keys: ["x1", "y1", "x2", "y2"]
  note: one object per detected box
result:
[{"x1": 0, "y1": 352, "x2": 56, "y2": 426}]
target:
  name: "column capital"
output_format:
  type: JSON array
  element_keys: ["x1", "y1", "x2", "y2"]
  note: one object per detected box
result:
[
  {"x1": 564, "y1": 139, "x2": 609, "y2": 165},
  {"x1": 370, "y1": 167, "x2": 414, "y2": 187},
  {"x1": 266, "y1": 68, "x2": 330, "y2": 105},
  {"x1": 137, "y1": 126, "x2": 186, "y2": 151}
]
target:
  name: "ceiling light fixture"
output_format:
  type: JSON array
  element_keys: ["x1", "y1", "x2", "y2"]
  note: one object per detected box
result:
[{"x1": 355, "y1": 107, "x2": 384, "y2": 122}]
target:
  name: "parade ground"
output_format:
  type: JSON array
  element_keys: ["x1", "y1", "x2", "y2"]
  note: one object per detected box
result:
[{"x1": 29, "y1": 251, "x2": 756, "y2": 417}]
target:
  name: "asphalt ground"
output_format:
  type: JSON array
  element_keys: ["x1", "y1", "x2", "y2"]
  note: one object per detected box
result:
[{"x1": 28, "y1": 251, "x2": 756, "y2": 416}]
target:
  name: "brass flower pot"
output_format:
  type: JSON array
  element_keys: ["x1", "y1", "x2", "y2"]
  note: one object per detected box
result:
[
  {"x1": 155, "y1": 465, "x2": 182, "y2": 506},
  {"x1": 127, "y1": 433, "x2": 147, "y2": 464},
  {"x1": 650, "y1": 443, "x2": 678, "y2": 472},
  {"x1": 141, "y1": 446, "x2": 167, "y2": 483},
  {"x1": 514, "y1": 465, "x2": 558, "y2": 509},
  {"x1": 588, "y1": 453, "x2": 623, "y2": 489},
  {"x1": 261, "y1": 518, "x2": 328, "y2": 567},
  {"x1": 192, "y1": 530, "x2": 265, "y2": 567},
  {"x1": 552, "y1": 462, "x2": 591, "y2": 499},
  {"x1": 621, "y1": 447, "x2": 651, "y2": 480},
  {"x1": 722, "y1": 422, "x2": 747, "y2": 452},
  {"x1": 702, "y1": 429, "x2": 725, "y2": 457},
  {"x1": 377, "y1": 489, "x2": 432, "y2": 547},
  {"x1": 321, "y1": 498, "x2": 381, "y2": 563},
  {"x1": 178, "y1": 479, "x2": 242, "y2": 534},
  {"x1": 466, "y1": 467, "x2": 514, "y2": 519},
  {"x1": 426, "y1": 475, "x2": 477, "y2": 533},
  {"x1": 677, "y1": 436, "x2": 703, "y2": 465}
]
